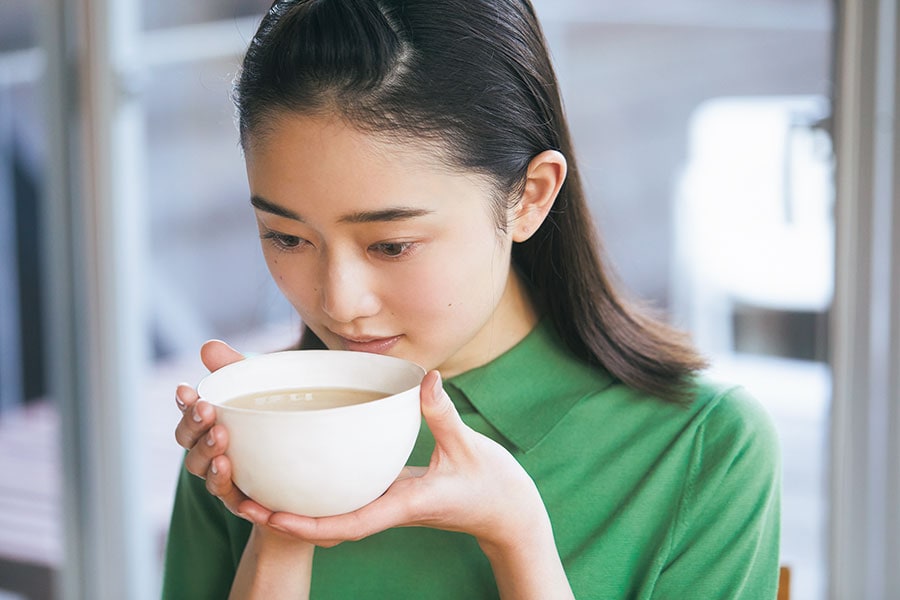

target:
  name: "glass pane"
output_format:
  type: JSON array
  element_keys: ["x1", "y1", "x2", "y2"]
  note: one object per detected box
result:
[{"x1": 535, "y1": 1, "x2": 833, "y2": 598}]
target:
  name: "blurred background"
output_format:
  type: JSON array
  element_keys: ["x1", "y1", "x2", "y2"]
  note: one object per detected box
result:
[{"x1": 1, "y1": 1, "x2": 898, "y2": 599}]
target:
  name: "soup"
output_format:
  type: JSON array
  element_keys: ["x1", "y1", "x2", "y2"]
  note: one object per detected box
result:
[{"x1": 224, "y1": 388, "x2": 388, "y2": 411}]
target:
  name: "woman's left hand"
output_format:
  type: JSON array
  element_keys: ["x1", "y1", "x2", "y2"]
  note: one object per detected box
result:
[
  {"x1": 237, "y1": 370, "x2": 574, "y2": 598},
  {"x1": 236, "y1": 370, "x2": 546, "y2": 551}
]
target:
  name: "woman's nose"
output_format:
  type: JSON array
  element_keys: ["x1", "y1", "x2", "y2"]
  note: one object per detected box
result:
[{"x1": 320, "y1": 257, "x2": 380, "y2": 323}]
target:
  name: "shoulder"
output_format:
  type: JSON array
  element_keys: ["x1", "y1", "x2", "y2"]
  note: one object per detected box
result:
[
  {"x1": 689, "y1": 377, "x2": 780, "y2": 455},
  {"x1": 586, "y1": 373, "x2": 778, "y2": 447},
  {"x1": 677, "y1": 377, "x2": 782, "y2": 499},
  {"x1": 650, "y1": 379, "x2": 782, "y2": 597},
  {"x1": 596, "y1": 376, "x2": 782, "y2": 489}
]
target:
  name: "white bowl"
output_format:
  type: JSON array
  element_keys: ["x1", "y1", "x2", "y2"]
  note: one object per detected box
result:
[{"x1": 198, "y1": 350, "x2": 424, "y2": 517}]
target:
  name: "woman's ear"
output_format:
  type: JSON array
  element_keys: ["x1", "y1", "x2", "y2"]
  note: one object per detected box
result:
[{"x1": 511, "y1": 150, "x2": 567, "y2": 242}]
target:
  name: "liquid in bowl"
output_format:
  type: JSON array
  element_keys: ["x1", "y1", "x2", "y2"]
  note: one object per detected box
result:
[{"x1": 224, "y1": 388, "x2": 387, "y2": 411}]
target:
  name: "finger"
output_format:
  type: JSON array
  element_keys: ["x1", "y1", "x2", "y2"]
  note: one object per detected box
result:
[
  {"x1": 205, "y1": 454, "x2": 253, "y2": 518},
  {"x1": 184, "y1": 423, "x2": 228, "y2": 478},
  {"x1": 419, "y1": 371, "x2": 467, "y2": 454},
  {"x1": 236, "y1": 498, "x2": 274, "y2": 525},
  {"x1": 267, "y1": 485, "x2": 416, "y2": 545},
  {"x1": 200, "y1": 340, "x2": 244, "y2": 373},
  {"x1": 175, "y1": 383, "x2": 198, "y2": 413},
  {"x1": 204, "y1": 453, "x2": 232, "y2": 496},
  {"x1": 174, "y1": 400, "x2": 216, "y2": 450}
]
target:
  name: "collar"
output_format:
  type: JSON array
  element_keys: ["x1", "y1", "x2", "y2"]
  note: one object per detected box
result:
[{"x1": 445, "y1": 319, "x2": 614, "y2": 453}]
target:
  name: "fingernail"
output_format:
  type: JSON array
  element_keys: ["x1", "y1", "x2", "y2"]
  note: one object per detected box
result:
[
  {"x1": 210, "y1": 462, "x2": 218, "y2": 475},
  {"x1": 206, "y1": 433, "x2": 215, "y2": 447},
  {"x1": 192, "y1": 406, "x2": 203, "y2": 423},
  {"x1": 175, "y1": 395, "x2": 186, "y2": 411},
  {"x1": 268, "y1": 522, "x2": 288, "y2": 533}
]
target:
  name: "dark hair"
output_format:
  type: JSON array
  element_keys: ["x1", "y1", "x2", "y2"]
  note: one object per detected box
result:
[{"x1": 236, "y1": 0, "x2": 707, "y2": 402}]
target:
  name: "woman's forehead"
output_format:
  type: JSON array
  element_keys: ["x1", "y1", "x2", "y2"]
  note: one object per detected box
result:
[
  {"x1": 245, "y1": 113, "x2": 496, "y2": 204},
  {"x1": 244, "y1": 113, "x2": 499, "y2": 224},
  {"x1": 245, "y1": 111, "x2": 443, "y2": 167}
]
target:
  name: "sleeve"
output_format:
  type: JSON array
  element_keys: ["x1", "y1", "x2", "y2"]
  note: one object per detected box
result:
[
  {"x1": 161, "y1": 462, "x2": 252, "y2": 600},
  {"x1": 653, "y1": 386, "x2": 782, "y2": 599}
]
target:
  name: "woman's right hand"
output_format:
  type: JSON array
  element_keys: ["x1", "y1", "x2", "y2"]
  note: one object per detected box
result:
[
  {"x1": 176, "y1": 341, "x2": 315, "y2": 599},
  {"x1": 174, "y1": 340, "x2": 249, "y2": 517}
]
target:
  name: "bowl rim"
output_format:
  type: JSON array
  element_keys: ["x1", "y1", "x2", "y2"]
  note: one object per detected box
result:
[{"x1": 197, "y1": 349, "x2": 425, "y2": 415}]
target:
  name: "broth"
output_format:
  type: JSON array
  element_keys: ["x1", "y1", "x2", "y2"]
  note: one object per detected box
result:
[{"x1": 223, "y1": 387, "x2": 388, "y2": 411}]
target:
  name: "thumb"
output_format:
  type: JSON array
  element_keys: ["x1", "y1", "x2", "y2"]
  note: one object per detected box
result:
[
  {"x1": 200, "y1": 339, "x2": 245, "y2": 373},
  {"x1": 420, "y1": 370, "x2": 466, "y2": 453}
]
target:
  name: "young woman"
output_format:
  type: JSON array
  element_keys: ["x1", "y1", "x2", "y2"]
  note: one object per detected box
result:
[{"x1": 164, "y1": 0, "x2": 781, "y2": 598}]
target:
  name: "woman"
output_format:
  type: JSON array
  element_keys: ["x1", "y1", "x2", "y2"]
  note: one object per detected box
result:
[{"x1": 164, "y1": 0, "x2": 781, "y2": 598}]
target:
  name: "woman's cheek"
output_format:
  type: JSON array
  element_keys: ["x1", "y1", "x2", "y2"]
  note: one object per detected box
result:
[
  {"x1": 265, "y1": 253, "x2": 316, "y2": 313},
  {"x1": 387, "y1": 260, "x2": 462, "y2": 319},
  {"x1": 264, "y1": 253, "x2": 288, "y2": 290}
]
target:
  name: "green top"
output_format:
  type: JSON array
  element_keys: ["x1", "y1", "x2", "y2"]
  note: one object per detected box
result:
[{"x1": 162, "y1": 321, "x2": 781, "y2": 599}]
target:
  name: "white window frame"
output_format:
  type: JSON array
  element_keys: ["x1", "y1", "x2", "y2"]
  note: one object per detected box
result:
[{"x1": 828, "y1": 0, "x2": 900, "y2": 598}]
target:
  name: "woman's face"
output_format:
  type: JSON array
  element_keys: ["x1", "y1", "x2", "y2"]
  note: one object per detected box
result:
[{"x1": 244, "y1": 113, "x2": 537, "y2": 376}]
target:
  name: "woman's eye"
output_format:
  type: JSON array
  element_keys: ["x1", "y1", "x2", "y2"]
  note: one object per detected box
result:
[
  {"x1": 261, "y1": 231, "x2": 305, "y2": 251},
  {"x1": 370, "y1": 242, "x2": 414, "y2": 259}
]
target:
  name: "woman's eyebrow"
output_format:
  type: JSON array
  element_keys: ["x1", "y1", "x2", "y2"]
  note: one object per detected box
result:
[
  {"x1": 338, "y1": 207, "x2": 434, "y2": 224},
  {"x1": 251, "y1": 195, "x2": 303, "y2": 221},
  {"x1": 251, "y1": 195, "x2": 433, "y2": 224}
]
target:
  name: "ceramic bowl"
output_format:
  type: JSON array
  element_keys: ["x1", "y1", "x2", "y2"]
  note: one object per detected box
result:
[{"x1": 198, "y1": 350, "x2": 424, "y2": 517}]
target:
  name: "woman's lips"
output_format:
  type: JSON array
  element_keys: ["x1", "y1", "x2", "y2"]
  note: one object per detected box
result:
[{"x1": 335, "y1": 334, "x2": 402, "y2": 354}]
